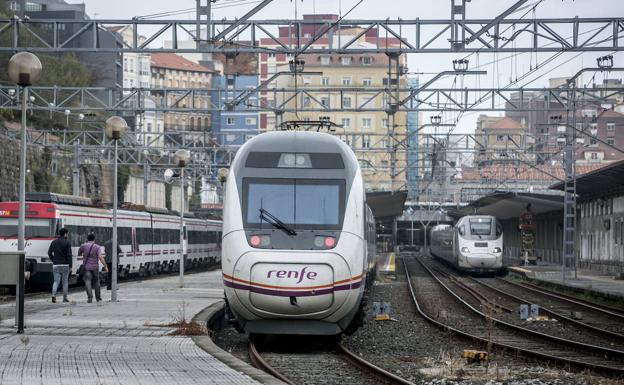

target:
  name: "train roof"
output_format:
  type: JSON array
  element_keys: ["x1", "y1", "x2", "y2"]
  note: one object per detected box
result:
[
  {"x1": 26, "y1": 192, "x2": 93, "y2": 207},
  {"x1": 232, "y1": 131, "x2": 358, "y2": 169}
]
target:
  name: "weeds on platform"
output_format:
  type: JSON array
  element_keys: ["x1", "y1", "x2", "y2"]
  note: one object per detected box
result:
[{"x1": 168, "y1": 320, "x2": 208, "y2": 336}]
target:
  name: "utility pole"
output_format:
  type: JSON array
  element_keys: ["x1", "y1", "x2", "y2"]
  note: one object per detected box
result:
[{"x1": 72, "y1": 141, "x2": 80, "y2": 196}]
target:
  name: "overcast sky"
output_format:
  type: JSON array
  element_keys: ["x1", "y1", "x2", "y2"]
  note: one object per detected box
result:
[{"x1": 68, "y1": 0, "x2": 624, "y2": 134}]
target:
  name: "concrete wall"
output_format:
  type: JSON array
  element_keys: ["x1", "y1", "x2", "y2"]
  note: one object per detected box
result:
[{"x1": 124, "y1": 175, "x2": 166, "y2": 209}]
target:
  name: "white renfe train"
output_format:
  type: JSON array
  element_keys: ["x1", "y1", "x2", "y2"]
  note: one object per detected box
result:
[
  {"x1": 430, "y1": 215, "x2": 503, "y2": 273},
  {"x1": 222, "y1": 131, "x2": 377, "y2": 336},
  {"x1": 0, "y1": 193, "x2": 221, "y2": 285}
]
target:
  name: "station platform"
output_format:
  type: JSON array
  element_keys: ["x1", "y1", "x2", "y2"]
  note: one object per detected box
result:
[
  {"x1": 0, "y1": 271, "x2": 262, "y2": 385},
  {"x1": 508, "y1": 264, "x2": 624, "y2": 301}
]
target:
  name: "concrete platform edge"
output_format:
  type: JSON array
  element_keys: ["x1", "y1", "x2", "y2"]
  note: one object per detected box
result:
[
  {"x1": 507, "y1": 267, "x2": 624, "y2": 302},
  {"x1": 192, "y1": 301, "x2": 287, "y2": 385}
]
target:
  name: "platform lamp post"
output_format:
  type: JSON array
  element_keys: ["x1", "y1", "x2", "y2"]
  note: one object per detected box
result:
[
  {"x1": 104, "y1": 116, "x2": 128, "y2": 302},
  {"x1": 173, "y1": 150, "x2": 191, "y2": 288},
  {"x1": 8, "y1": 52, "x2": 42, "y2": 256}
]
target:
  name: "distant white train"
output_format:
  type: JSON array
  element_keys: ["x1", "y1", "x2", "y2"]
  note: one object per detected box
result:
[
  {"x1": 430, "y1": 215, "x2": 503, "y2": 273},
  {"x1": 222, "y1": 131, "x2": 377, "y2": 336},
  {"x1": 0, "y1": 193, "x2": 221, "y2": 285}
]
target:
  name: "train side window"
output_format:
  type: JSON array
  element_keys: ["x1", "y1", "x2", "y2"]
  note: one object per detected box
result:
[
  {"x1": 496, "y1": 222, "x2": 502, "y2": 237},
  {"x1": 457, "y1": 225, "x2": 465, "y2": 236}
]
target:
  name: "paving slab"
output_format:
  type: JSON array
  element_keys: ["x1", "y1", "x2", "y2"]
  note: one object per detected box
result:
[{"x1": 0, "y1": 271, "x2": 260, "y2": 385}]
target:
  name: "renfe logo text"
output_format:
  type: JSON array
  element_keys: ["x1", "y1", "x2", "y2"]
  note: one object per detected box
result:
[{"x1": 267, "y1": 267, "x2": 318, "y2": 284}]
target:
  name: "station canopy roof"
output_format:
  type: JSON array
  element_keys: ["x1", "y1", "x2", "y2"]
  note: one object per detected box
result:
[
  {"x1": 366, "y1": 190, "x2": 408, "y2": 219},
  {"x1": 550, "y1": 160, "x2": 624, "y2": 201},
  {"x1": 450, "y1": 191, "x2": 563, "y2": 220}
]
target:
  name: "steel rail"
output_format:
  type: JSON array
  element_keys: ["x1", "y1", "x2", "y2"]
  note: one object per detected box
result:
[
  {"x1": 248, "y1": 340, "x2": 295, "y2": 385},
  {"x1": 501, "y1": 278, "x2": 624, "y2": 320},
  {"x1": 337, "y1": 343, "x2": 415, "y2": 385},
  {"x1": 466, "y1": 276, "x2": 624, "y2": 341},
  {"x1": 403, "y1": 256, "x2": 624, "y2": 376}
]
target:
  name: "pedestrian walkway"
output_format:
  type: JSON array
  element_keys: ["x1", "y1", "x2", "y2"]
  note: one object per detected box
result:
[
  {"x1": 0, "y1": 271, "x2": 260, "y2": 385},
  {"x1": 508, "y1": 264, "x2": 624, "y2": 300}
]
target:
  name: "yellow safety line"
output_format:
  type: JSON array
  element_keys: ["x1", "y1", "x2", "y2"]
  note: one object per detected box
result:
[{"x1": 381, "y1": 253, "x2": 396, "y2": 273}]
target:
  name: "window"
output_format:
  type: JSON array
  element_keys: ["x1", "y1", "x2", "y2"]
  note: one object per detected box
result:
[
  {"x1": 320, "y1": 56, "x2": 331, "y2": 65},
  {"x1": 147, "y1": 123, "x2": 152, "y2": 132},
  {"x1": 362, "y1": 135, "x2": 370, "y2": 148},
  {"x1": 381, "y1": 160, "x2": 389, "y2": 168},
  {"x1": 362, "y1": 78, "x2": 372, "y2": 87},
  {"x1": 246, "y1": 117, "x2": 257, "y2": 125},
  {"x1": 382, "y1": 119, "x2": 389, "y2": 129},
  {"x1": 342, "y1": 97, "x2": 352, "y2": 108},
  {"x1": 268, "y1": 64, "x2": 277, "y2": 74},
  {"x1": 320, "y1": 97, "x2": 330, "y2": 107},
  {"x1": 341, "y1": 118, "x2": 351, "y2": 128},
  {"x1": 321, "y1": 77, "x2": 330, "y2": 86},
  {"x1": 362, "y1": 118, "x2": 372, "y2": 129},
  {"x1": 341, "y1": 57, "x2": 351, "y2": 65},
  {"x1": 497, "y1": 135, "x2": 506, "y2": 142},
  {"x1": 303, "y1": 76, "x2": 311, "y2": 85},
  {"x1": 469, "y1": 218, "x2": 492, "y2": 236},
  {"x1": 226, "y1": 117, "x2": 235, "y2": 125},
  {"x1": 341, "y1": 77, "x2": 352, "y2": 86},
  {"x1": 362, "y1": 56, "x2": 372, "y2": 65},
  {"x1": 607, "y1": 122, "x2": 616, "y2": 133},
  {"x1": 268, "y1": 53, "x2": 276, "y2": 58},
  {"x1": 381, "y1": 138, "x2": 389, "y2": 148},
  {"x1": 243, "y1": 178, "x2": 345, "y2": 230},
  {"x1": 608, "y1": 138, "x2": 615, "y2": 146}
]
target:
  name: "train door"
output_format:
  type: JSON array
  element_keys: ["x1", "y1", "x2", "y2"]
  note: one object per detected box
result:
[{"x1": 132, "y1": 227, "x2": 137, "y2": 256}]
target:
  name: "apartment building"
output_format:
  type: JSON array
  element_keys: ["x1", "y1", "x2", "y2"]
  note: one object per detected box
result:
[
  {"x1": 150, "y1": 53, "x2": 213, "y2": 147},
  {"x1": 276, "y1": 51, "x2": 407, "y2": 192}
]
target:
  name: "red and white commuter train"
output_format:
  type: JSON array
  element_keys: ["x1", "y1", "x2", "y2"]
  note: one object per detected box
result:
[{"x1": 0, "y1": 193, "x2": 222, "y2": 284}]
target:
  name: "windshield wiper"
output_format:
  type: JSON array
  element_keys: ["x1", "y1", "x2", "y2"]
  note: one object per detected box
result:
[{"x1": 259, "y1": 208, "x2": 297, "y2": 236}]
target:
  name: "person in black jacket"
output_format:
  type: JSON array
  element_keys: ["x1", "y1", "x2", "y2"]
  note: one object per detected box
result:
[
  {"x1": 103, "y1": 238, "x2": 122, "y2": 291},
  {"x1": 47, "y1": 228, "x2": 72, "y2": 303}
]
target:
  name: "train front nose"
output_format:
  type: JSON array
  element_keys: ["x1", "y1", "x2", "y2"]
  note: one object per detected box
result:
[
  {"x1": 466, "y1": 254, "x2": 498, "y2": 268},
  {"x1": 250, "y1": 262, "x2": 335, "y2": 315},
  {"x1": 230, "y1": 251, "x2": 352, "y2": 317}
]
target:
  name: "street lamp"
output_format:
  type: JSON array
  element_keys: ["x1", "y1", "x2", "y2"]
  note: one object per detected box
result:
[
  {"x1": 172, "y1": 149, "x2": 190, "y2": 288},
  {"x1": 104, "y1": 115, "x2": 128, "y2": 302},
  {"x1": 7, "y1": 52, "x2": 42, "y2": 256}
]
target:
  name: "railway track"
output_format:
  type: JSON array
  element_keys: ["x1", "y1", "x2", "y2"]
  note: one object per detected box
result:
[
  {"x1": 467, "y1": 276, "x2": 624, "y2": 342},
  {"x1": 248, "y1": 338, "x2": 413, "y2": 385},
  {"x1": 404, "y1": 256, "x2": 624, "y2": 376},
  {"x1": 508, "y1": 279, "x2": 624, "y2": 315},
  {"x1": 434, "y1": 264, "x2": 624, "y2": 352}
]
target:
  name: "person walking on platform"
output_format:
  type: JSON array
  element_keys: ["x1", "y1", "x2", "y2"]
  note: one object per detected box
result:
[
  {"x1": 47, "y1": 228, "x2": 72, "y2": 303},
  {"x1": 78, "y1": 233, "x2": 108, "y2": 303},
  {"x1": 104, "y1": 238, "x2": 122, "y2": 290}
]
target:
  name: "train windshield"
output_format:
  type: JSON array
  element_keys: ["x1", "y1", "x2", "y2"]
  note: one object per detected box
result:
[
  {"x1": 0, "y1": 218, "x2": 55, "y2": 238},
  {"x1": 469, "y1": 218, "x2": 492, "y2": 236},
  {"x1": 243, "y1": 178, "x2": 345, "y2": 230}
]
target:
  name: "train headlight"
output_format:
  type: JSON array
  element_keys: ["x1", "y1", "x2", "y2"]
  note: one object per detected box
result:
[
  {"x1": 461, "y1": 247, "x2": 470, "y2": 254},
  {"x1": 249, "y1": 235, "x2": 261, "y2": 247},
  {"x1": 493, "y1": 247, "x2": 502, "y2": 253},
  {"x1": 314, "y1": 236, "x2": 336, "y2": 249},
  {"x1": 249, "y1": 235, "x2": 271, "y2": 248}
]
